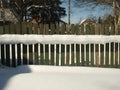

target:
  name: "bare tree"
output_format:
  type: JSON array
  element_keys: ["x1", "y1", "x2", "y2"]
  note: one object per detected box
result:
[
  {"x1": 68, "y1": 0, "x2": 70, "y2": 25},
  {"x1": 75, "y1": 0, "x2": 120, "y2": 34}
]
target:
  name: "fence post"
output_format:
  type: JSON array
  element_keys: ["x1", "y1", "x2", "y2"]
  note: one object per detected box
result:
[{"x1": 20, "y1": 22, "x2": 22, "y2": 34}]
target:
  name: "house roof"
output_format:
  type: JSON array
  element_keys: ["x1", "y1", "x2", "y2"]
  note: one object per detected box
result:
[
  {"x1": 80, "y1": 19, "x2": 87, "y2": 25},
  {"x1": 80, "y1": 19, "x2": 96, "y2": 25}
]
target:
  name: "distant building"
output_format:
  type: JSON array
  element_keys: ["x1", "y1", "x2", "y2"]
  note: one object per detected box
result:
[
  {"x1": 79, "y1": 19, "x2": 97, "y2": 33},
  {"x1": 80, "y1": 19, "x2": 96, "y2": 25}
]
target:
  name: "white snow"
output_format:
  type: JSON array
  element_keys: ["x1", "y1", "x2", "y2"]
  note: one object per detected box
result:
[
  {"x1": 0, "y1": 65, "x2": 120, "y2": 90},
  {"x1": 0, "y1": 34, "x2": 120, "y2": 90},
  {"x1": 80, "y1": 19, "x2": 87, "y2": 25},
  {"x1": 0, "y1": 34, "x2": 120, "y2": 44}
]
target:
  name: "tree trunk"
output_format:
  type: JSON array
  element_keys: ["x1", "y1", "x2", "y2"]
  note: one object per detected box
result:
[
  {"x1": 68, "y1": 0, "x2": 71, "y2": 32},
  {"x1": 113, "y1": 0, "x2": 118, "y2": 34},
  {"x1": 68, "y1": 0, "x2": 70, "y2": 25}
]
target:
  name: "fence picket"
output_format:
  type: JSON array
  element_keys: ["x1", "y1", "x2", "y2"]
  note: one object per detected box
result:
[
  {"x1": 15, "y1": 44, "x2": 18, "y2": 66},
  {"x1": 79, "y1": 44, "x2": 81, "y2": 64},
  {"x1": 74, "y1": 44, "x2": 76, "y2": 64},
  {"x1": 89, "y1": 44, "x2": 91, "y2": 65},
  {"x1": 114, "y1": 43, "x2": 115, "y2": 65},
  {"x1": 4, "y1": 45, "x2": 6, "y2": 65},
  {"x1": 32, "y1": 44, "x2": 35, "y2": 64},
  {"x1": 118, "y1": 43, "x2": 120, "y2": 65},
  {"x1": 38, "y1": 44, "x2": 41, "y2": 64},
  {"x1": 54, "y1": 44, "x2": 56, "y2": 65},
  {"x1": 43, "y1": 44, "x2": 46, "y2": 64},
  {"x1": 94, "y1": 44, "x2": 96, "y2": 65},
  {"x1": 104, "y1": 44, "x2": 106, "y2": 66},
  {"x1": 84, "y1": 44, "x2": 86, "y2": 64},
  {"x1": 98, "y1": 44, "x2": 101, "y2": 66},
  {"x1": 69, "y1": 44, "x2": 71, "y2": 65},
  {"x1": 49, "y1": 44, "x2": 51, "y2": 64},
  {"x1": 59, "y1": 44, "x2": 61, "y2": 66},
  {"x1": 109, "y1": 43, "x2": 111, "y2": 66},
  {"x1": 65, "y1": 44, "x2": 67, "y2": 65},
  {"x1": 21, "y1": 44, "x2": 23, "y2": 65},
  {"x1": 9, "y1": 44, "x2": 12, "y2": 67},
  {"x1": 27, "y1": 44, "x2": 29, "y2": 64}
]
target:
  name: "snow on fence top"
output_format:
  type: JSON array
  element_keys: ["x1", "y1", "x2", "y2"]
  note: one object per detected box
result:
[{"x1": 0, "y1": 34, "x2": 120, "y2": 44}]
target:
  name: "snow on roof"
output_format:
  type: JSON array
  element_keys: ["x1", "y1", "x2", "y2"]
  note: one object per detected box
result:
[
  {"x1": 80, "y1": 19, "x2": 96, "y2": 25},
  {"x1": 80, "y1": 19, "x2": 87, "y2": 25}
]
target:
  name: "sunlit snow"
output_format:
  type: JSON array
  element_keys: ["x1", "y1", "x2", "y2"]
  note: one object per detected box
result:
[
  {"x1": 0, "y1": 35, "x2": 120, "y2": 90},
  {"x1": 0, "y1": 65, "x2": 120, "y2": 90},
  {"x1": 0, "y1": 34, "x2": 120, "y2": 44}
]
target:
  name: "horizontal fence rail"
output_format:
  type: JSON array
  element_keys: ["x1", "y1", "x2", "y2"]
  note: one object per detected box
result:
[{"x1": 0, "y1": 35, "x2": 120, "y2": 68}]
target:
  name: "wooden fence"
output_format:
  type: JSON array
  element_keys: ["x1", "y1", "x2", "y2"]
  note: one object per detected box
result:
[
  {"x1": 0, "y1": 22, "x2": 118, "y2": 35},
  {"x1": 0, "y1": 35, "x2": 120, "y2": 68}
]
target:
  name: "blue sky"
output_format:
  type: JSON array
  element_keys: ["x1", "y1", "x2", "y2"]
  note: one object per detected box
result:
[{"x1": 61, "y1": 1, "x2": 113, "y2": 24}]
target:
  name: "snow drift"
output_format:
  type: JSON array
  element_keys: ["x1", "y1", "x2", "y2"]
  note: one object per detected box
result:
[{"x1": 0, "y1": 65, "x2": 120, "y2": 90}]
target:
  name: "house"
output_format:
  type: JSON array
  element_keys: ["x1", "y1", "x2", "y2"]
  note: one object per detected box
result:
[
  {"x1": 80, "y1": 19, "x2": 96, "y2": 25},
  {"x1": 79, "y1": 19, "x2": 97, "y2": 33}
]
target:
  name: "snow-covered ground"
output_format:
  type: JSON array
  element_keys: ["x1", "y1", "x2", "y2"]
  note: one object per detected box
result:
[{"x1": 0, "y1": 65, "x2": 120, "y2": 90}]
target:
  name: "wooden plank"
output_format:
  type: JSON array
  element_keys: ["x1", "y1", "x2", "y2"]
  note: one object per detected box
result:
[
  {"x1": 15, "y1": 44, "x2": 18, "y2": 66},
  {"x1": 38, "y1": 44, "x2": 41, "y2": 64},
  {"x1": 48, "y1": 44, "x2": 51, "y2": 64},
  {"x1": 59, "y1": 44, "x2": 61, "y2": 66},
  {"x1": 76, "y1": 24, "x2": 80, "y2": 35},
  {"x1": 54, "y1": 44, "x2": 56, "y2": 65},
  {"x1": 44, "y1": 24, "x2": 49, "y2": 35},
  {"x1": 0, "y1": 25, "x2": 3, "y2": 34},
  {"x1": 61, "y1": 24, "x2": 66, "y2": 34},
  {"x1": 27, "y1": 44, "x2": 29, "y2": 64}
]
